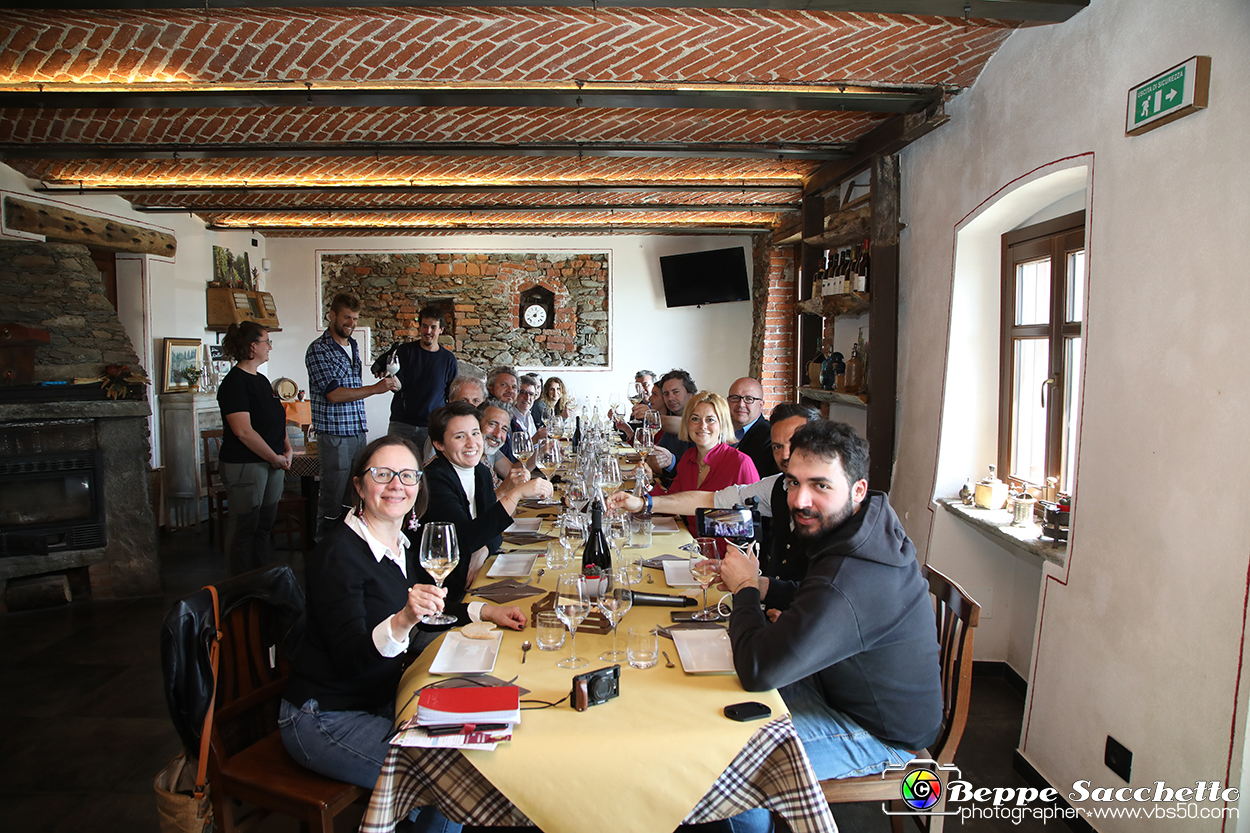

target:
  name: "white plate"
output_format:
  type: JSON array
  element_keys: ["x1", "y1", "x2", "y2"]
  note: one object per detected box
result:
[
  {"x1": 428, "y1": 631, "x2": 502, "y2": 675},
  {"x1": 505, "y1": 518, "x2": 542, "y2": 533},
  {"x1": 663, "y1": 560, "x2": 699, "y2": 587},
  {"x1": 487, "y1": 552, "x2": 538, "y2": 578},
  {"x1": 671, "y1": 628, "x2": 735, "y2": 674},
  {"x1": 651, "y1": 516, "x2": 680, "y2": 534}
]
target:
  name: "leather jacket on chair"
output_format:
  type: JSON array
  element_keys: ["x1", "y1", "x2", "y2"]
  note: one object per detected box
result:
[{"x1": 160, "y1": 564, "x2": 306, "y2": 757}]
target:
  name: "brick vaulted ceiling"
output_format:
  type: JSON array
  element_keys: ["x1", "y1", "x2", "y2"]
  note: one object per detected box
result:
[{"x1": 0, "y1": 2, "x2": 1084, "y2": 236}]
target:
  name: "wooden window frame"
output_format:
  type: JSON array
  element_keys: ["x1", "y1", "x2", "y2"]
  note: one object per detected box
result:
[{"x1": 998, "y1": 210, "x2": 1085, "y2": 493}]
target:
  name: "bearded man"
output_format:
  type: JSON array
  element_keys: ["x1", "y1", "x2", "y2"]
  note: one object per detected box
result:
[{"x1": 719, "y1": 420, "x2": 943, "y2": 796}]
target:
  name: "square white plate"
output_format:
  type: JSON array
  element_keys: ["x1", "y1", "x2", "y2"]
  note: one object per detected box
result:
[
  {"x1": 671, "y1": 628, "x2": 734, "y2": 674},
  {"x1": 651, "y1": 516, "x2": 680, "y2": 534},
  {"x1": 505, "y1": 518, "x2": 542, "y2": 533},
  {"x1": 487, "y1": 552, "x2": 538, "y2": 578},
  {"x1": 428, "y1": 631, "x2": 502, "y2": 675},
  {"x1": 663, "y1": 560, "x2": 699, "y2": 587}
]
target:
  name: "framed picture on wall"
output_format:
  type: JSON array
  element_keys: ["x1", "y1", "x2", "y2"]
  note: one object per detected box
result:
[{"x1": 163, "y1": 338, "x2": 202, "y2": 393}]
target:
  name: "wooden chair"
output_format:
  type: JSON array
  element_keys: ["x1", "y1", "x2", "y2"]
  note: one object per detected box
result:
[
  {"x1": 201, "y1": 429, "x2": 229, "y2": 554},
  {"x1": 205, "y1": 589, "x2": 366, "y2": 833},
  {"x1": 201, "y1": 428, "x2": 309, "y2": 558},
  {"x1": 818, "y1": 564, "x2": 981, "y2": 833}
]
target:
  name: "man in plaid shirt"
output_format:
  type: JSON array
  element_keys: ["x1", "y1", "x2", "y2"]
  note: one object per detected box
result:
[{"x1": 305, "y1": 293, "x2": 399, "y2": 538}]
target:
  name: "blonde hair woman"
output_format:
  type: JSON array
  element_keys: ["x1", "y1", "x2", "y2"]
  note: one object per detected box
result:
[{"x1": 533, "y1": 375, "x2": 572, "y2": 423}]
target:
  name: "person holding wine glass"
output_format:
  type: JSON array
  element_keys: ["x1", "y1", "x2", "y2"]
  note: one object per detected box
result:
[
  {"x1": 422, "y1": 401, "x2": 553, "y2": 600},
  {"x1": 654, "y1": 391, "x2": 760, "y2": 535},
  {"x1": 279, "y1": 435, "x2": 524, "y2": 827}
]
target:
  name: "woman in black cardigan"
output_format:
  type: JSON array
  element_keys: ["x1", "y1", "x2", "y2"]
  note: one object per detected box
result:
[
  {"x1": 421, "y1": 401, "x2": 553, "y2": 595},
  {"x1": 279, "y1": 434, "x2": 525, "y2": 823}
]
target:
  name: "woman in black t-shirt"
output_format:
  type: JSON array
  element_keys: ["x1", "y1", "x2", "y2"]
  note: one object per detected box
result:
[{"x1": 216, "y1": 321, "x2": 292, "y2": 575}]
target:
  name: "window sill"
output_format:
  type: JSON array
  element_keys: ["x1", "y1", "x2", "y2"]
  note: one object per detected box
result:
[{"x1": 937, "y1": 499, "x2": 1067, "y2": 569}]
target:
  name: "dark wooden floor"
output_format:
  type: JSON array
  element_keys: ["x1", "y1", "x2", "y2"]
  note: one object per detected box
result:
[{"x1": 0, "y1": 528, "x2": 1056, "y2": 832}]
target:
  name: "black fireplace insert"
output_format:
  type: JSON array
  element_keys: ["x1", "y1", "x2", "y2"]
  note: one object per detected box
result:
[{"x1": 0, "y1": 450, "x2": 106, "y2": 556}]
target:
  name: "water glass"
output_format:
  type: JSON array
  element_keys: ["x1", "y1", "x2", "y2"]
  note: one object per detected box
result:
[
  {"x1": 624, "y1": 557, "x2": 644, "y2": 585},
  {"x1": 627, "y1": 627, "x2": 659, "y2": 669},
  {"x1": 546, "y1": 540, "x2": 572, "y2": 570},
  {"x1": 536, "y1": 612, "x2": 566, "y2": 651},
  {"x1": 630, "y1": 513, "x2": 652, "y2": 549}
]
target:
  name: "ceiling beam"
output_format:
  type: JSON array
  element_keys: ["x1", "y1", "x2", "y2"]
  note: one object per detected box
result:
[
  {"x1": 216, "y1": 224, "x2": 774, "y2": 234},
  {"x1": 40, "y1": 184, "x2": 801, "y2": 197},
  {"x1": 0, "y1": 0, "x2": 1088, "y2": 23},
  {"x1": 803, "y1": 95, "x2": 948, "y2": 197},
  {"x1": 141, "y1": 203, "x2": 796, "y2": 214},
  {"x1": 0, "y1": 86, "x2": 939, "y2": 115},
  {"x1": 0, "y1": 141, "x2": 853, "y2": 163}
]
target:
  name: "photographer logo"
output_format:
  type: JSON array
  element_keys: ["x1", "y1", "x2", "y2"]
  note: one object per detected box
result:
[{"x1": 900, "y1": 768, "x2": 942, "y2": 811}]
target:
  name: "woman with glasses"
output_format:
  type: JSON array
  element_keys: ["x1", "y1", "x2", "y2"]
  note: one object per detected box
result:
[
  {"x1": 216, "y1": 321, "x2": 291, "y2": 575},
  {"x1": 280, "y1": 435, "x2": 524, "y2": 831},
  {"x1": 422, "y1": 401, "x2": 553, "y2": 595}
]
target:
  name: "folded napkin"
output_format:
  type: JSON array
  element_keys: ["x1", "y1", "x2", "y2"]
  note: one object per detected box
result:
[
  {"x1": 657, "y1": 622, "x2": 728, "y2": 640},
  {"x1": 472, "y1": 579, "x2": 544, "y2": 603},
  {"x1": 641, "y1": 554, "x2": 687, "y2": 569},
  {"x1": 501, "y1": 532, "x2": 554, "y2": 546}
]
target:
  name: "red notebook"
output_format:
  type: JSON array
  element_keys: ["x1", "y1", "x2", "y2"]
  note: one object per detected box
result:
[{"x1": 416, "y1": 686, "x2": 522, "y2": 726}]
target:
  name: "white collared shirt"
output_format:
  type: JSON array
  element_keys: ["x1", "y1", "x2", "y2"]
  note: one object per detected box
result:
[{"x1": 346, "y1": 509, "x2": 485, "y2": 657}]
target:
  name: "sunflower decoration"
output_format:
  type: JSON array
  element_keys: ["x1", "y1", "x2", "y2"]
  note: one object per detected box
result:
[{"x1": 100, "y1": 364, "x2": 150, "y2": 400}]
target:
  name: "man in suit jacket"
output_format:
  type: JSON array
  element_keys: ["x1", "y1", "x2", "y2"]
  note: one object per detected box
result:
[{"x1": 729, "y1": 376, "x2": 778, "y2": 477}]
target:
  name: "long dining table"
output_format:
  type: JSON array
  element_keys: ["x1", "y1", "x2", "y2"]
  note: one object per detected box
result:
[{"x1": 360, "y1": 479, "x2": 836, "y2": 833}]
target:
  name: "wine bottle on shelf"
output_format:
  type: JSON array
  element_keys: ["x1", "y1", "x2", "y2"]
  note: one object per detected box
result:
[
  {"x1": 852, "y1": 244, "x2": 867, "y2": 294},
  {"x1": 581, "y1": 496, "x2": 613, "y2": 576},
  {"x1": 861, "y1": 238, "x2": 871, "y2": 295}
]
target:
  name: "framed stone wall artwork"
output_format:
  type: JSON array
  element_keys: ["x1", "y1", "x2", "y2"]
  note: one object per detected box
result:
[
  {"x1": 163, "y1": 338, "x2": 202, "y2": 393},
  {"x1": 318, "y1": 251, "x2": 610, "y2": 369}
]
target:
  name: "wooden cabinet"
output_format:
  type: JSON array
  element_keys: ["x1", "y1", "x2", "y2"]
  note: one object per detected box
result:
[{"x1": 159, "y1": 392, "x2": 222, "y2": 529}]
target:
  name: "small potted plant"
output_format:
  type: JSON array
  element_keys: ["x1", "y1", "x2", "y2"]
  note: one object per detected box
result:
[{"x1": 182, "y1": 366, "x2": 203, "y2": 391}]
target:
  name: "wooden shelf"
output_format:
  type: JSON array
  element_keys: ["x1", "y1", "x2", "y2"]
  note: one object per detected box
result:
[
  {"x1": 798, "y1": 386, "x2": 868, "y2": 408},
  {"x1": 798, "y1": 292, "x2": 870, "y2": 318},
  {"x1": 802, "y1": 204, "x2": 871, "y2": 249}
]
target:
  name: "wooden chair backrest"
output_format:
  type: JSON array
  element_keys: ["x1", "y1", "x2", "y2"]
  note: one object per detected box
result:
[
  {"x1": 921, "y1": 564, "x2": 981, "y2": 765},
  {"x1": 201, "y1": 429, "x2": 224, "y2": 490},
  {"x1": 206, "y1": 598, "x2": 293, "y2": 768}
]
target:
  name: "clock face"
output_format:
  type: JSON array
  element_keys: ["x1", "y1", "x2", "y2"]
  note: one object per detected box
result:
[{"x1": 523, "y1": 303, "x2": 548, "y2": 328}]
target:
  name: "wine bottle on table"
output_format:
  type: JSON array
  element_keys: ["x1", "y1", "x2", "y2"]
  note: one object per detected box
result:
[
  {"x1": 572, "y1": 415, "x2": 582, "y2": 452},
  {"x1": 581, "y1": 496, "x2": 613, "y2": 576}
]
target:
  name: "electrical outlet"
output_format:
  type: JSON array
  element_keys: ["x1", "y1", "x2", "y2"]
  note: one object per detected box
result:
[{"x1": 1105, "y1": 736, "x2": 1132, "y2": 782}]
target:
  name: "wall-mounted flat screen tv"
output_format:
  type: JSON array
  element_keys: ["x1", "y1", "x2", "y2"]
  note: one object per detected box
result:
[{"x1": 659, "y1": 247, "x2": 751, "y2": 308}]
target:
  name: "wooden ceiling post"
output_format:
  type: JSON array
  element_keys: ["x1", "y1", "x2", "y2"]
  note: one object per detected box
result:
[
  {"x1": 867, "y1": 153, "x2": 900, "y2": 494},
  {"x1": 3, "y1": 197, "x2": 176, "y2": 258}
]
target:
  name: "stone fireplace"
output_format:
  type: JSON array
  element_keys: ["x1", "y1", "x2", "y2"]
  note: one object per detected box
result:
[{"x1": 0, "y1": 241, "x2": 160, "y2": 603}]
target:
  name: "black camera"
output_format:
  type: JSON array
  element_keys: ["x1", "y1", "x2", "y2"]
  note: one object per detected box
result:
[
  {"x1": 571, "y1": 664, "x2": 620, "y2": 711},
  {"x1": 694, "y1": 502, "x2": 761, "y2": 544}
]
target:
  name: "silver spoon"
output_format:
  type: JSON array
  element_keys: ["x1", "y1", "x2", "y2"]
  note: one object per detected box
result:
[
  {"x1": 536, "y1": 568, "x2": 545, "y2": 580},
  {"x1": 521, "y1": 640, "x2": 532, "y2": 663},
  {"x1": 662, "y1": 651, "x2": 675, "y2": 668}
]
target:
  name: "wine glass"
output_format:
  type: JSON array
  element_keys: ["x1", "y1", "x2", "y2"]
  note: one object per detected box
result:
[
  {"x1": 608, "y1": 510, "x2": 630, "y2": 578},
  {"x1": 634, "y1": 424, "x2": 655, "y2": 453},
  {"x1": 511, "y1": 430, "x2": 533, "y2": 462},
  {"x1": 689, "y1": 537, "x2": 723, "y2": 622},
  {"x1": 418, "y1": 522, "x2": 460, "y2": 625},
  {"x1": 536, "y1": 440, "x2": 561, "y2": 480},
  {"x1": 643, "y1": 409, "x2": 661, "y2": 433},
  {"x1": 555, "y1": 574, "x2": 591, "y2": 669},
  {"x1": 598, "y1": 455, "x2": 622, "y2": 496},
  {"x1": 597, "y1": 571, "x2": 633, "y2": 661},
  {"x1": 628, "y1": 380, "x2": 646, "y2": 406}
]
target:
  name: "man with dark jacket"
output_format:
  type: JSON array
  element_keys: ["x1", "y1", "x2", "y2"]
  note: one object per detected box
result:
[
  {"x1": 727, "y1": 376, "x2": 777, "y2": 478},
  {"x1": 720, "y1": 421, "x2": 942, "y2": 787}
]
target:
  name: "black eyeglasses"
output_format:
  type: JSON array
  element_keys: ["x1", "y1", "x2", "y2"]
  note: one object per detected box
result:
[
  {"x1": 367, "y1": 467, "x2": 421, "y2": 486},
  {"x1": 726, "y1": 395, "x2": 761, "y2": 405}
]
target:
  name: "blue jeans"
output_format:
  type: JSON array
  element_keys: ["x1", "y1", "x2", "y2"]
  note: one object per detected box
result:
[
  {"x1": 278, "y1": 698, "x2": 459, "y2": 833},
  {"x1": 781, "y1": 675, "x2": 913, "y2": 779},
  {"x1": 315, "y1": 432, "x2": 366, "y2": 539}
]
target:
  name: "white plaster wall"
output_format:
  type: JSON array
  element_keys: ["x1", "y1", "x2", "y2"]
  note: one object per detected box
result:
[
  {"x1": 891, "y1": 0, "x2": 1250, "y2": 823},
  {"x1": 261, "y1": 234, "x2": 755, "y2": 443}
]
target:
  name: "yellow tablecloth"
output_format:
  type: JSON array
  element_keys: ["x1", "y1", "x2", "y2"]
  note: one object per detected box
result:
[{"x1": 394, "y1": 514, "x2": 788, "y2": 833}]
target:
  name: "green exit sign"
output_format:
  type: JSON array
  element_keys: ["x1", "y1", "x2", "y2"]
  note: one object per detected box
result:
[{"x1": 1126, "y1": 56, "x2": 1211, "y2": 136}]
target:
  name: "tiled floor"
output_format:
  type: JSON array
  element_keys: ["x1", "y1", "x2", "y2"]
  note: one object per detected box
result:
[{"x1": 0, "y1": 529, "x2": 1057, "y2": 833}]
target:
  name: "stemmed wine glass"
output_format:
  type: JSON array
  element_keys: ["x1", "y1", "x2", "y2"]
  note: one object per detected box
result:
[
  {"x1": 598, "y1": 455, "x2": 622, "y2": 496},
  {"x1": 555, "y1": 574, "x2": 591, "y2": 669},
  {"x1": 628, "y1": 380, "x2": 646, "y2": 406},
  {"x1": 418, "y1": 522, "x2": 460, "y2": 625},
  {"x1": 536, "y1": 440, "x2": 561, "y2": 480},
  {"x1": 643, "y1": 409, "x2": 661, "y2": 433},
  {"x1": 512, "y1": 430, "x2": 533, "y2": 462},
  {"x1": 607, "y1": 510, "x2": 630, "y2": 579},
  {"x1": 689, "y1": 537, "x2": 723, "y2": 622},
  {"x1": 634, "y1": 425, "x2": 655, "y2": 453},
  {"x1": 597, "y1": 571, "x2": 633, "y2": 661}
]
